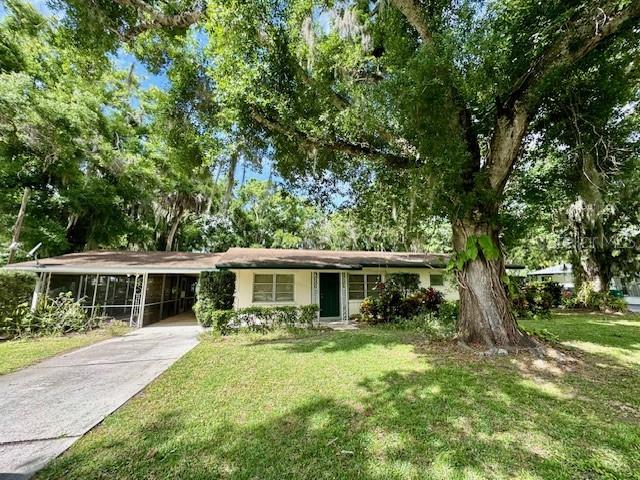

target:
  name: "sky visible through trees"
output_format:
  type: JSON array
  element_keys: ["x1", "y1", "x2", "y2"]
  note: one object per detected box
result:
[
  {"x1": 0, "y1": 1, "x2": 282, "y2": 190},
  {"x1": 1, "y1": 0, "x2": 638, "y2": 348}
]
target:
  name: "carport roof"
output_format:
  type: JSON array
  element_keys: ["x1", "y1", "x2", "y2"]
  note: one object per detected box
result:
[{"x1": 4, "y1": 251, "x2": 222, "y2": 274}]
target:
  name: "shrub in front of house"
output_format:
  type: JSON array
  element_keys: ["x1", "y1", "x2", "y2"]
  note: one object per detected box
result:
[
  {"x1": 299, "y1": 304, "x2": 321, "y2": 324},
  {"x1": 196, "y1": 304, "x2": 320, "y2": 334},
  {"x1": 359, "y1": 288, "x2": 401, "y2": 324},
  {"x1": 0, "y1": 270, "x2": 37, "y2": 338},
  {"x1": 436, "y1": 299, "x2": 459, "y2": 325},
  {"x1": 571, "y1": 283, "x2": 628, "y2": 313},
  {"x1": 385, "y1": 273, "x2": 421, "y2": 297},
  {"x1": 363, "y1": 299, "x2": 459, "y2": 340},
  {"x1": 194, "y1": 271, "x2": 237, "y2": 329},
  {"x1": 211, "y1": 310, "x2": 236, "y2": 333},
  {"x1": 7, "y1": 292, "x2": 98, "y2": 338},
  {"x1": 197, "y1": 271, "x2": 236, "y2": 309},
  {"x1": 413, "y1": 287, "x2": 445, "y2": 312},
  {"x1": 360, "y1": 285, "x2": 444, "y2": 324},
  {"x1": 193, "y1": 298, "x2": 217, "y2": 327},
  {"x1": 509, "y1": 280, "x2": 563, "y2": 318}
]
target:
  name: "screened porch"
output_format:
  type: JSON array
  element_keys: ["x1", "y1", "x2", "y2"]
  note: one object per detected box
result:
[{"x1": 37, "y1": 273, "x2": 198, "y2": 327}]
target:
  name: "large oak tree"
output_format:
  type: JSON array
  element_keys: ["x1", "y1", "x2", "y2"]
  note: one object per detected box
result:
[{"x1": 58, "y1": 0, "x2": 640, "y2": 347}]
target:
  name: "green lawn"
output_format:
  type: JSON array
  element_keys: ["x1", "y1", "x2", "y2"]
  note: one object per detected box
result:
[
  {"x1": 38, "y1": 314, "x2": 640, "y2": 480},
  {"x1": 522, "y1": 312, "x2": 640, "y2": 367},
  {"x1": 0, "y1": 329, "x2": 119, "y2": 375}
]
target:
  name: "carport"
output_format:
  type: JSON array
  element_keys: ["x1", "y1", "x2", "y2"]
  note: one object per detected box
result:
[{"x1": 6, "y1": 251, "x2": 221, "y2": 327}]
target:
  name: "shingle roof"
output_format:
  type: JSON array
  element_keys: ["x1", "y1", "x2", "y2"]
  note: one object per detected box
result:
[
  {"x1": 5, "y1": 248, "x2": 450, "y2": 273},
  {"x1": 215, "y1": 247, "x2": 449, "y2": 269},
  {"x1": 4, "y1": 251, "x2": 222, "y2": 274},
  {"x1": 4, "y1": 247, "x2": 530, "y2": 274}
]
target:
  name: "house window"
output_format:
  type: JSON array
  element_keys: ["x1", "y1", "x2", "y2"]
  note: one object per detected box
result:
[
  {"x1": 252, "y1": 274, "x2": 295, "y2": 302},
  {"x1": 430, "y1": 274, "x2": 444, "y2": 286},
  {"x1": 348, "y1": 274, "x2": 382, "y2": 300}
]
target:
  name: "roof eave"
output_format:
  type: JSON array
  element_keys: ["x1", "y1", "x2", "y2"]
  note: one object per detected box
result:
[
  {"x1": 3, "y1": 265, "x2": 215, "y2": 275},
  {"x1": 217, "y1": 263, "x2": 363, "y2": 270}
]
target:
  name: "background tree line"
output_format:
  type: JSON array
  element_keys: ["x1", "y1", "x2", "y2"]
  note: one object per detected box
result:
[{"x1": 0, "y1": 1, "x2": 450, "y2": 260}]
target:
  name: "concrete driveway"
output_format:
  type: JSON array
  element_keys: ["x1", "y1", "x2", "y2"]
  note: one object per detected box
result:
[{"x1": 0, "y1": 315, "x2": 201, "y2": 479}]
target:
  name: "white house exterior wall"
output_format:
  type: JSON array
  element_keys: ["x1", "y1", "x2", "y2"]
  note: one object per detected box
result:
[
  {"x1": 347, "y1": 267, "x2": 456, "y2": 317},
  {"x1": 232, "y1": 267, "x2": 457, "y2": 318},
  {"x1": 232, "y1": 269, "x2": 313, "y2": 309}
]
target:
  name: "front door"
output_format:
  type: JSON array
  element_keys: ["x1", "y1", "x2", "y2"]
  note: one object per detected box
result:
[{"x1": 319, "y1": 273, "x2": 340, "y2": 319}]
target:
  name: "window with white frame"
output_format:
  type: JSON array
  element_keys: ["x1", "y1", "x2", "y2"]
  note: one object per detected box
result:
[
  {"x1": 430, "y1": 273, "x2": 444, "y2": 286},
  {"x1": 348, "y1": 274, "x2": 382, "y2": 300},
  {"x1": 252, "y1": 273, "x2": 295, "y2": 302}
]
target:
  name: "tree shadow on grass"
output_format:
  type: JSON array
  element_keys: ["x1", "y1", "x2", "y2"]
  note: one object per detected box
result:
[
  {"x1": 38, "y1": 336, "x2": 640, "y2": 479},
  {"x1": 529, "y1": 314, "x2": 640, "y2": 345},
  {"x1": 247, "y1": 328, "x2": 423, "y2": 355},
  {"x1": 522, "y1": 315, "x2": 640, "y2": 367}
]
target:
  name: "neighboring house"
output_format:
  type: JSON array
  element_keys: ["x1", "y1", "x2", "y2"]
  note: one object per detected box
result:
[
  {"x1": 5, "y1": 248, "x2": 456, "y2": 327},
  {"x1": 528, "y1": 263, "x2": 640, "y2": 312},
  {"x1": 528, "y1": 264, "x2": 575, "y2": 289}
]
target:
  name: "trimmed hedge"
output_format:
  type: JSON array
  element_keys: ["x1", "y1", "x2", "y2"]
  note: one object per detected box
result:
[
  {"x1": 194, "y1": 271, "x2": 236, "y2": 328},
  {"x1": 0, "y1": 270, "x2": 36, "y2": 338},
  {"x1": 196, "y1": 304, "x2": 320, "y2": 334}
]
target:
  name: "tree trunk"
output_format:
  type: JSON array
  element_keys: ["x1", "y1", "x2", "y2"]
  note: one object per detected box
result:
[
  {"x1": 7, "y1": 187, "x2": 31, "y2": 264},
  {"x1": 573, "y1": 249, "x2": 610, "y2": 293},
  {"x1": 452, "y1": 219, "x2": 534, "y2": 349},
  {"x1": 567, "y1": 152, "x2": 610, "y2": 292},
  {"x1": 165, "y1": 208, "x2": 185, "y2": 252},
  {"x1": 221, "y1": 152, "x2": 238, "y2": 214}
]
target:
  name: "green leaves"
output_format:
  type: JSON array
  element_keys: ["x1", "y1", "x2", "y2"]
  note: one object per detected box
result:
[
  {"x1": 465, "y1": 236, "x2": 479, "y2": 262},
  {"x1": 477, "y1": 234, "x2": 500, "y2": 261},
  {"x1": 447, "y1": 234, "x2": 501, "y2": 271}
]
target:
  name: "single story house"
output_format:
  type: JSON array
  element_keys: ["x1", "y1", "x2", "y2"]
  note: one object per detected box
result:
[
  {"x1": 528, "y1": 263, "x2": 640, "y2": 312},
  {"x1": 528, "y1": 263, "x2": 575, "y2": 289},
  {"x1": 5, "y1": 248, "x2": 457, "y2": 327}
]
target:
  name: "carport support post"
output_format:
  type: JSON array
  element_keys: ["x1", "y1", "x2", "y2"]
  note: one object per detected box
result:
[
  {"x1": 30, "y1": 272, "x2": 45, "y2": 312},
  {"x1": 159, "y1": 274, "x2": 166, "y2": 319},
  {"x1": 137, "y1": 273, "x2": 149, "y2": 327}
]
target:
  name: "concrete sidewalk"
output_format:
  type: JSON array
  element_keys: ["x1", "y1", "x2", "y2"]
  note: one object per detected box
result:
[{"x1": 0, "y1": 316, "x2": 201, "y2": 479}]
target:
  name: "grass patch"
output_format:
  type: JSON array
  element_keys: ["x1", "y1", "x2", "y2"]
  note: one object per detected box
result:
[
  {"x1": 0, "y1": 328, "x2": 128, "y2": 375},
  {"x1": 521, "y1": 312, "x2": 640, "y2": 367},
  {"x1": 38, "y1": 314, "x2": 640, "y2": 479}
]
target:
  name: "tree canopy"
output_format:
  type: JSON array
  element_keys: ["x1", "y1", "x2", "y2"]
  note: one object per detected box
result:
[{"x1": 2, "y1": 0, "x2": 639, "y2": 347}]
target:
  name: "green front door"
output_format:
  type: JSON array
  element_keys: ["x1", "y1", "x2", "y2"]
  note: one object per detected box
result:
[{"x1": 319, "y1": 273, "x2": 340, "y2": 318}]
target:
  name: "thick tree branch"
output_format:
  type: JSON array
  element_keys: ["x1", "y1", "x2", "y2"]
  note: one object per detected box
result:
[
  {"x1": 250, "y1": 109, "x2": 414, "y2": 167},
  {"x1": 389, "y1": 0, "x2": 433, "y2": 45},
  {"x1": 289, "y1": 56, "x2": 418, "y2": 160},
  {"x1": 389, "y1": 0, "x2": 481, "y2": 178},
  {"x1": 112, "y1": 0, "x2": 204, "y2": 40},
  {"x1": 485, "y1": 1, "x2": 640, "y2": 193},
  {"x1": 485, "y1": 105, "x2": 530, "y2": 193},
  {"x1": 504, "y1": 1, "x2": 640, "y2": 112}
]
